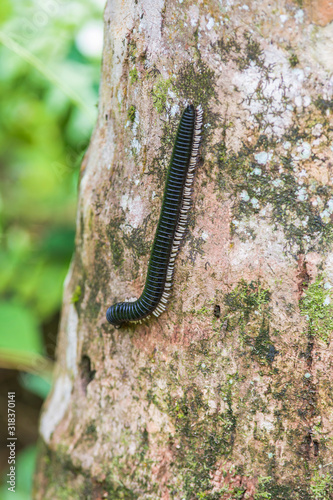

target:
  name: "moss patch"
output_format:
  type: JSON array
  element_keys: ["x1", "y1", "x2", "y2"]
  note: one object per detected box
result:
[
  {"x1": 310, "y1": 471, "x2": 333, "y2": 500},
  {"x1": 127, "y1": 105, "x2": 136, "y2": 123},
  {"x1": 168, "y1": 383, "x2": 236, "y2": 499},
  {"x1": 175, "y1": 60, "x2": 217, "y2": 110},
  {"x1": 129, "y1": 67, "x2": 138, "y2": 84},
  {"x1": 71, "y1": 285, "x2": 82, "y2": 304},
  {"x1": 299, "y1": 275, "x2": 333, "y2": 343},
  {"x1": 223, "y1": 280, "x2": 276, "y2": 366},
  {"x1": 217, "y1": 31, "x2": 265, "y2": 71},
  {"x1": 152, "y1": 77, "x2": 173, "y2": 113}
]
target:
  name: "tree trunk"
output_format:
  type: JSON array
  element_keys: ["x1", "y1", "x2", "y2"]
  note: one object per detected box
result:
[{"x1": 35, "y1": 0, "x2": 333, "y2": 498}]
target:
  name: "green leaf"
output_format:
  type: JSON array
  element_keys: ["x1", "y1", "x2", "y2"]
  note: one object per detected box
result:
[
  {"x1": 19, "y1": 373, "x2": 51, "y2": 399},
  {"x1": 0, "y1": 301, "x2": 43, "y2": 354}
]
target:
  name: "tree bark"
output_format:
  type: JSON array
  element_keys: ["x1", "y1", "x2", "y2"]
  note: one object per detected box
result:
[{"x1": 35, "y1": 0, "x2": 333, "y2": 498}]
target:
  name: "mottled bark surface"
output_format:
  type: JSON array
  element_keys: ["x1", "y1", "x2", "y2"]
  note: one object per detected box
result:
[{"x1": 35, "y1": 0, "x2": 333, "y2": 498}]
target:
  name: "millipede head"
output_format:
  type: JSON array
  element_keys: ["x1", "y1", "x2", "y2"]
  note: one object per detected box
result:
[{"x1": 106, "y1": 305, "x2": 123, "y2": 328}]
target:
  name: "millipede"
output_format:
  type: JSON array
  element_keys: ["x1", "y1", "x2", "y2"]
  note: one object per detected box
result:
[{"x1": 106, "y1": 104, "x2": 203, "y2": 327}]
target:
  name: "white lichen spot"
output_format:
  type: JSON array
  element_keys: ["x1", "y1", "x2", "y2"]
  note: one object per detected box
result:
[
  {"x1": 170, "y1": 104, "x2": 180, "y2": 116},
  {"x1": 40, "y1": 374, "x2": 72, "y2": 443},
  {"x1": 121, "y1": 195, "x2": 144, "y2": 228},
  {"x1": 327, "y1": 199, "x2": 333, "y2": 213},
  {"x1": 272, "y1": 179, "x2": 284, "y2": 187},
  {"x1": 254, "y1": 152, "x2": 270, "y2": 165},
  {"x1": 294, "y1": 9, "x2": 304, "y2": 23},
  {"x1": 251, "y1": 197, "x2": 260, "y2": 208},
  {"x1": 131, "y1": 138, "x2": 141, "y2": 155},
  {"x1": 296, "y1": 187, "x2": 308, "y2": 201},
  {"x1": 324, "y1": 282, "x2": 332, "y2": 289},
  {"x1": 189, "y1": 4, "x2": 200, "y2": 27},
  {"x1": 206, "y1": 17, "x2": 215, "y2": 30},
  {"x1": 298, "y1": 142, "x2": 311, "y2": 160},
  {"x1": 253, "y1": 167, "x2": 262, "y2": 175},
  {"x1": 240, "y1": 190, "x2": 250, "y2": 201},
  {"x1": 201, "y1": 231, "x2": 209, "y2": 241},
  {"x1": 66, "y1": 304, "x2": 78, "y2": 376},
  {"x1": 167, "y1": 88, "x2": 176, "y2": 99},
  {"x1": 303, "y1": 95, "x2": 311, "y2": 107},
  {"x1": 283, "y1": 141, "x2": 291, "y2": 150},
  {"x1": 261, "y1": 420, "x2": 274, "y2": 431},
  {"x1": 280, "y1": 14, "x2": 288, "y2": 23},
  {"x1": 320, "y1": 210, "x2": 330, "y2": 224},
  {"x1": 294, "y1": 95, "x2": 303, "y2": 107}
]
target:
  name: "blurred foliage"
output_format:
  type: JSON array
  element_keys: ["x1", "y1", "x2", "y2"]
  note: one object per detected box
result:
[
  {"x1": 0, "y1": 446, "x2": 37, "y2": 500},
  {"x1": 0, "y1": 0, "x2": 104, "y2": 497}
]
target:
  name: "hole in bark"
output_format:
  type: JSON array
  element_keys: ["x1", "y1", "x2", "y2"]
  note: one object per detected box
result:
[
  {"x1": 80, "y1": 355, "x2": 96, "y2": 395},
  {"x1": 313, "y1": 439, "x2": 319, "y2": 457},
  {"x1": 305, "y1": 431, "x2": 312, "y2": 459},
  {"x1": 213, "y1": 304, "x2": 221, "y2": 318}
]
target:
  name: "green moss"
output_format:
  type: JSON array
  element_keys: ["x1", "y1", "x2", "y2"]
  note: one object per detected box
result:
[
  {"x1": 299, "y1": 275, "x2": 333, "y2": 342},
  {"x1": 129, "y1": 67, "x2": 138, "y2": 83},
  {"x1": 310, "y1": 471, "x2": 333, "y2": 500},
  {"x1": 314, "y1": 96, "x2": 333, "y2": 113},
  {"x1": 253, "y1": 475, "x2": 311, "y2": 500},
  {"x1": 127, "y1": 105, "x2": 136, "y2": 123},
  {"x1": 217, "y1": 31, "x2": 264, "y2": 71},
  {"x1": 167, "y1": 383, "x2": 236, "y2": 499},
  {"x1": 152, "y1": 77, "x2": 173, "y2": 113},
  {"x1": 289, "y1": 53, "x2": 299, "y2": 67},
  {"x1": 224, "y1": 280, "x2": 271, "y2": 322},
  {"x1": 176, "y1": 60, "x2": 217, "y2": 109},
  {"x1": 223, "y1": 280, "x2": 277, "y2": 365},
  {"x1": 252, "y1": 318, "x2": 278, "y2": 365},
  {"x1": 255, "y1": 476, "x2": 273, "y2": 499},
  {"x1": 71, "y1": 285, "x2": 81, "y2": 304}
]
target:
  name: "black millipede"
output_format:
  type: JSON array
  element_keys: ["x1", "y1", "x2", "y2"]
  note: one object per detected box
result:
[{"x1": 106, "y1": 104, "x2": 203, "y2": 327}]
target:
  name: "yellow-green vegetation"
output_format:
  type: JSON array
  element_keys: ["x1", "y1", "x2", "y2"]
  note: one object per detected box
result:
[
  {"x1": 310, "y1": 471, "x2": 333, "y2": 500},
  {"x1": 152, "y1": 77, "x2": 173, "y2": 113},
  {"x1": 127, "y1": 105, "x2": 136, "y2": 123},
  {"x1": 71, "y1": 285, "x2": 82, "y2": 304},
  {"x1": 129, "y1": 67, "x2": 139, "y2": 83},
  {"x1": 0, "y1": 1, "x2": 103, "y2": 498},
  {"x1": 254, "y1": 476, "x2": 273, "y2": 499},
  {"x1": 300, "y1": 275, "x2": 333, "y2": 342}
]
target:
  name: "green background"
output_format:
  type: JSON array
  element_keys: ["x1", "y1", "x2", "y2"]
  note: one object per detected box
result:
[{"x1": 0, "y1": 0, "x2": 104, "y2": 497}]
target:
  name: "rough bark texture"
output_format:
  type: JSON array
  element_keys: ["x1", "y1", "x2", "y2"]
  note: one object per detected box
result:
[{"x1": 35, "y1": 0, "x2": 333, "y2": 498}]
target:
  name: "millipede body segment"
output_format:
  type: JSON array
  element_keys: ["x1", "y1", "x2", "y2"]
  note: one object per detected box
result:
[{"x1": 106, "y1": 104, "x2": 203, "y2": 327}]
